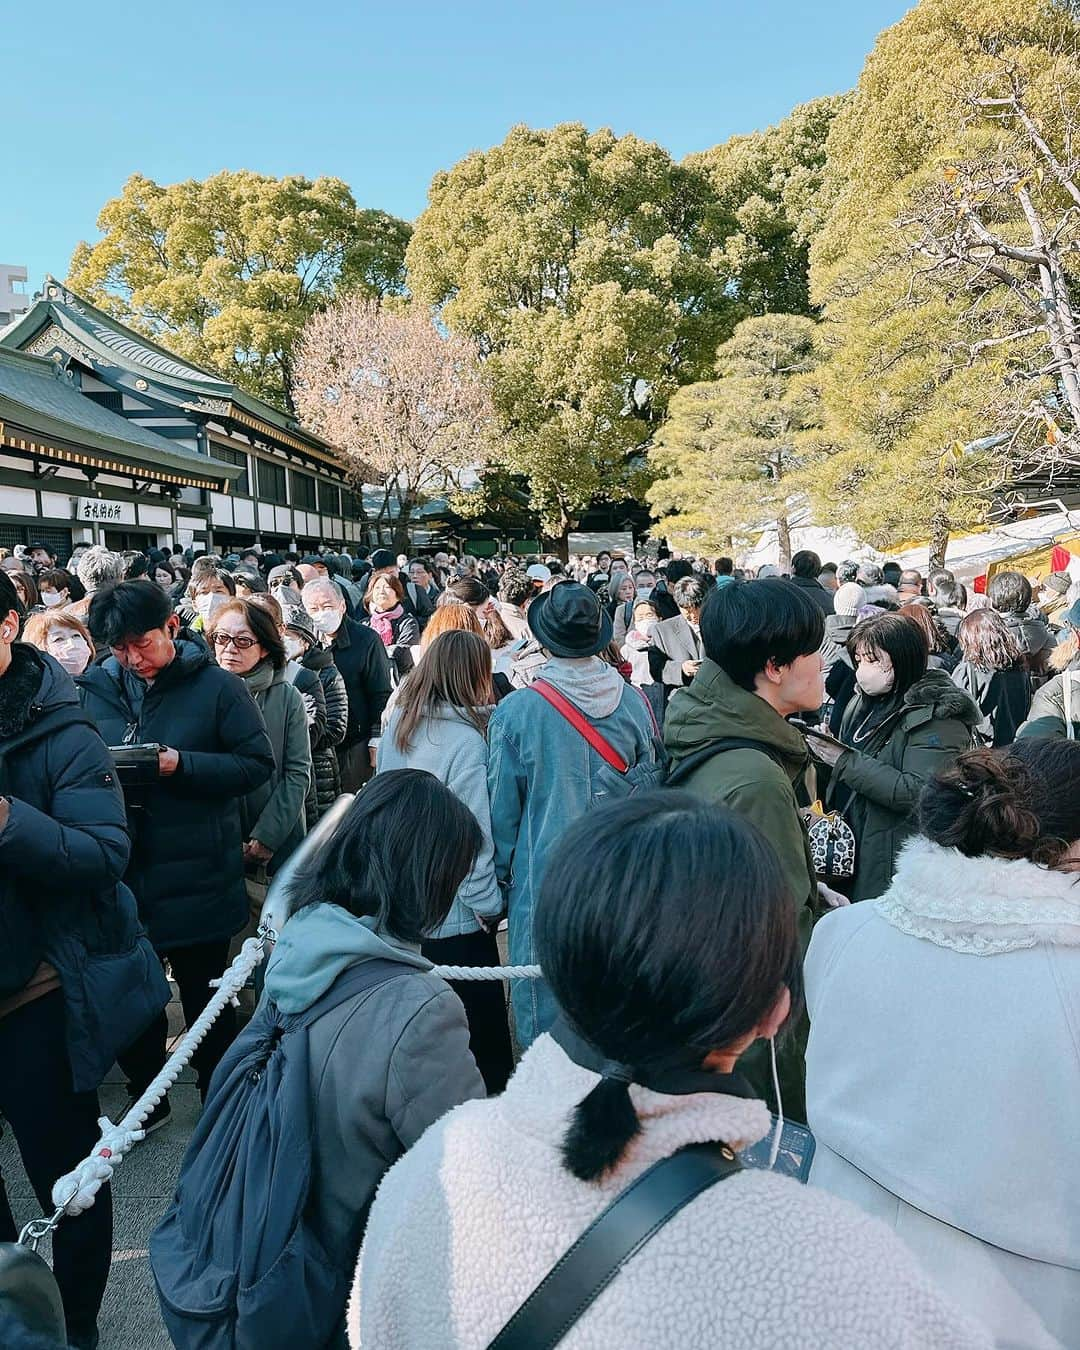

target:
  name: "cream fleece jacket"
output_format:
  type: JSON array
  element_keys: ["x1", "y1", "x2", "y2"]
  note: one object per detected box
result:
[{"x1": 350, "y1": 1034, "x2": 991, "y2": 1348}]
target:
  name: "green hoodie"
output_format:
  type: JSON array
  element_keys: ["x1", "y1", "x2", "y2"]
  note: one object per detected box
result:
[
  {"x1": 665, "y1": 660, "x2": 818, "y2": 1120},
  {"x1": 664, "y1": 659, "x2": 818, "y2": 946}
]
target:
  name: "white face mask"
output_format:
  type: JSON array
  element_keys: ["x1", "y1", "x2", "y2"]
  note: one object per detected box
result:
[
  {"x1": 855, "y1": 663, "x2": 894, "y2": 697},
  {"x1": 636, "y1": 585, "x2": 653, "y2": 599},
  {"x1": 309, "y1": 609, "x2": 343, "y2": 636},
  {"x1": 283, "y1": 635, "x2": 306, "y2": 661},
  {"x1": 52, "y1": 637, "x2": 91, "y2": 675},
  {"x1": 194, "y1": 593, "x2": 217, "y2": 619},
  {"x1": 41, "y1": 590, "x2": 66, "y2": 608}
]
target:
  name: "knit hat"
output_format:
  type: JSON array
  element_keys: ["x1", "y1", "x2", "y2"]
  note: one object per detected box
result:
[
  {"x1": 834, "y1": 582, "x2": 867, "y2": 617},
  {"x1": 370, "y1": 548, "x2": 397, "y2": 570},
  {"x1": 282, "y1": 604, "x2": 316, "y2": 644},
  {"x1": 1044, "y1": 571, "x2": 1071, "y2": 596}
]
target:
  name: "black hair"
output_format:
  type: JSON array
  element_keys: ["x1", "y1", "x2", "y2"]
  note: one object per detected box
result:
[
  {"x1": 664, "y1": 559, "x2": 693, "y2": 585},
  {"x1": 647, "y1": 586, "x2": 679, "y2": 621},
  {"x1": 882, "y1": 561, "x2": 902, "y2": 587},
  {"x1": 988, "y1": 570, "x2": 1033, "y2": 617},
  {"x1": 0, "y1": 571, "x2": 25, "y2": 633},
  {"x1": 920, "y1": 740, "x2": 1080, "y2": 867},
  {"x1": 848, "y1": 612, "x2": 928, "y2": 696},
  {"x1": 791, "y1": 550, "x2": 821, "y2": 579},
  {"x1": 700, "y1": 579, "x2": 824, "y2": 690},
  {"x1": 287, "y1": 769, "x2": 482, "y2": 941},
  {"x1": 443, "y1": 576, "x2": 492, "y2": 606},
  {"x1": 88, "y1": 581, "x2": 173, "y2": 647},
  {"x1": 121, "y1": 550, "x2": 150, "y2": 581},
  {"x1": 233, "y1": 567, "x2": 268, "y2": 594},
  {"x1": 714, "y1": 557, "x2": 734, "y2": 575},
  {"x1": 671, "y1": 575, "x2": 711, "y2": 612},
  {"x1": 535, "y1": 791, "x2": 800, "y2": 1182}
]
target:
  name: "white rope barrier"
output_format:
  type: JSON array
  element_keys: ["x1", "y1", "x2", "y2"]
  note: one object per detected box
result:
[
  {"x1": 19, "y1": 938, "x2": 269, "y2": 1247},
  {"x1": 432, "y1": 964, "x2": 542, "y2": 981},
  {"x1": 19, "y1": 935, "x2": 540, "y2": 1248}
]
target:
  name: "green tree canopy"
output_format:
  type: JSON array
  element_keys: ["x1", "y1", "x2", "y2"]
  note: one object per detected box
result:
[
  {"x1": 806, "y1": 0, "x2": 1080, "y2": 564},
  {"x1": 647, "y1": 314, "x2": 822, "y2": 563},
  {"x1": 405, "y1": 123, "x2": 731, "y2": 547},
  {"x1": 68, "y1": 171, "x2": 411, "y2": 411},
  {"x1": 687, "y1": 95, "x2": 844, "y2": 319}
]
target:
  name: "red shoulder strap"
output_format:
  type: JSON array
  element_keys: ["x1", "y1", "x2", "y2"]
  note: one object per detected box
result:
[{"x1": 531, "y1": 679, "x2": 629, "y2": 774}]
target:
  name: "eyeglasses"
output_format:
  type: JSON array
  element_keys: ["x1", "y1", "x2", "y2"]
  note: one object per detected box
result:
[{"x1": 210, "y1": 632, "x2": 258, "y2": 650}]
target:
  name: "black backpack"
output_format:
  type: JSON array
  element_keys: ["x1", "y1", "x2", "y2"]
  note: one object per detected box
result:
[
  {"x1": 151, "y1": 958, "x2": 405, "y2": 1350},
  {"x1": 666, "y1": 736, "x2": 788, "y2": 787}
]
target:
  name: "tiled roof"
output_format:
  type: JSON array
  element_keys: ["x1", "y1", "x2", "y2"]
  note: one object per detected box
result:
[{"x1": 0, "y1": 347, "x2": 240, "y2": 482}]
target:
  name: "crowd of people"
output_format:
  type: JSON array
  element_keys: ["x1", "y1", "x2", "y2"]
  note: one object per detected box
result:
[{"x1": 0, "y1": 533, "x2": 1076, "y2": 1349}]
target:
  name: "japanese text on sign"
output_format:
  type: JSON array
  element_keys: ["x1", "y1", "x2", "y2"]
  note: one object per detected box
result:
[{"x1": 77, "y1": 498, "x2": 124, "y2": 522}]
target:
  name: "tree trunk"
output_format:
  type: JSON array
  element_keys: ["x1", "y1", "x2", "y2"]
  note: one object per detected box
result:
[
  {"x1": 1017, "y1": 187, "x2": 1080, "y2": 426},
  {"x1": 392, "y1": 489, "x2": 417, "y2": 555},
  {"x1": 928, "y1": 512, "x2": 950, "y2": 573},
  {"x1": 776, "y1": 513, "x2": 792, "y2": 573}
]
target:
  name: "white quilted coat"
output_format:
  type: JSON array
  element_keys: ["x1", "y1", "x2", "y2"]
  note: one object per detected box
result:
[{"x1": 350, "y1": 1033, "x2": 990, "y2": 1348}]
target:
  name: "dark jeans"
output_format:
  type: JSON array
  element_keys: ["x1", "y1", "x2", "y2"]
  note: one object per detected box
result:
[
  {"x1": 0, "y1": 990, "x2": 112, "y2": 1344},
  {"x1": 421, "y1": 929, "x2": 514, "y2": 1094},
  {"x1": 117, "y1": 940, "x2": 236, "y2": 1102}
]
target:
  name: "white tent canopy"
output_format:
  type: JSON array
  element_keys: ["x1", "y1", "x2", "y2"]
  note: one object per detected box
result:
[{"x1": 895, "y1": 509, "x2": 1080, "y2": 583}]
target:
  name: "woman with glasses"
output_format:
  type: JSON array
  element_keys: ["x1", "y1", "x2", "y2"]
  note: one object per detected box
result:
[{"x1": 209, "y1": 598, "x2": 312, "y2": 873}]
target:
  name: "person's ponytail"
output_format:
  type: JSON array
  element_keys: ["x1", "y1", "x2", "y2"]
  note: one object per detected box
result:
[{"x1": 561, "y1": 1078, "x2": 641, "y2": 1182}]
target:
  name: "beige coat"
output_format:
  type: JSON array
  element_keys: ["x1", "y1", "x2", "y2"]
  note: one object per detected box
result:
[{"x1": 652, "y1": 613, "x2": 702, "y2": 686}]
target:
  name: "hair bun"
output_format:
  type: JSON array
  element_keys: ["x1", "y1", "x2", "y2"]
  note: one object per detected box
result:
[{"x1": 922, "y1": 748, "x2": 1040, "y2": 858}]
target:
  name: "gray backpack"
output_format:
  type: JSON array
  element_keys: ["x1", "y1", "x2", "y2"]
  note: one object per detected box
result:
[{"x1": 150, "y1": 958, "x2": 403, "y2": 1349}]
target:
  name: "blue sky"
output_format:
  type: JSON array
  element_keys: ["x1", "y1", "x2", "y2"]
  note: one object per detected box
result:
[{"x1": 6, "y1": 0, "x2": 911, "y2": 290}]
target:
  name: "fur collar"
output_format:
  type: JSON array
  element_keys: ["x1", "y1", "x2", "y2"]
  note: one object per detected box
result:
[
  {"x1": 902, "y1": 668, "x2": 980, "y2": 724},
  {"x1": 0, "y1": 643, "x2": 46, "y2": 738},
  {"x1": 877, "y1": 836, "x2": 1080, "y2": 954}
]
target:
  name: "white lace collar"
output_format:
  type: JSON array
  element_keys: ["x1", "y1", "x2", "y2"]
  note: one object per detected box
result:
[{"x1": 876, "y1": 837, "x2": 1080, "y2": 955}]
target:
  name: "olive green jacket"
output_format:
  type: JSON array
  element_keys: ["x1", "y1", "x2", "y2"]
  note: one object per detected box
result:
[
  {"x1": 664, "y1": 660, "x2": 818, "y2": 1119},
  {"x1": 831, "y1": 670, "x2": 979, "y2": 902},
  {"x1": 664, "y1": 660, "x2": 817, "y2": 942}
]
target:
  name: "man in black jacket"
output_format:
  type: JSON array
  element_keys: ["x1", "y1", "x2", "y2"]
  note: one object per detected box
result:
[
  {"x1": 80, "y1": 582, "x2": 275, "y2": 1114},
  {"x1": 0, "y1": 574, "x2": 170, "y2": 1350},
  {"x1": 302, "y1": 578, "x2": 391, "y2": 790},
  {"x1": 788, "y1": 550, "x2": 835, "y2": 615}
]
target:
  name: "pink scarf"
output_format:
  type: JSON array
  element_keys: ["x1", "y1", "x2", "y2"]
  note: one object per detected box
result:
[{"x1": 370, "y1": 604, "x2": 403, "y2": 646}]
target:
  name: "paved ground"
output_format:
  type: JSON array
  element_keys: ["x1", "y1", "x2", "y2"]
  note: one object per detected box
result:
[
  {"x1": 3, "y1": 934, "x2": 514, "y2": 1349},
  {"x1": 2, "y1": 990, "x2": 205, "y2": 1350}
]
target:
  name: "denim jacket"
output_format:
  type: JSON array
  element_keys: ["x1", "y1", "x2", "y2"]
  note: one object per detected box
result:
[{"x1": 487, "y1": 659, "x2": 661, "y2": 1045}]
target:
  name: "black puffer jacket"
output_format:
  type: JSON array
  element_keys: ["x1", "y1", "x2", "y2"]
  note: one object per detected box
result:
[
  {"x1": 284, "y1": 659, "x2": 326, "y2": 826},
  {"x1": 301, "y1": 644, "x2": 349, "y2": 819},
  {"x1": 77, "y1": 639, "x2": 275, "y2": 950},
  {"x1": 0, "y1": 644, "x2": 169, "y2": 1089},
  {"x1": 329, "y1": 617, "x2": 392, "y2": 748}
]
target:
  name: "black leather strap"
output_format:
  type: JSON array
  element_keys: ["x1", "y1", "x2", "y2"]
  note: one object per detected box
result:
[{"x1": 486, "y1": 1142, "x2": 741, "y2": 1350}]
